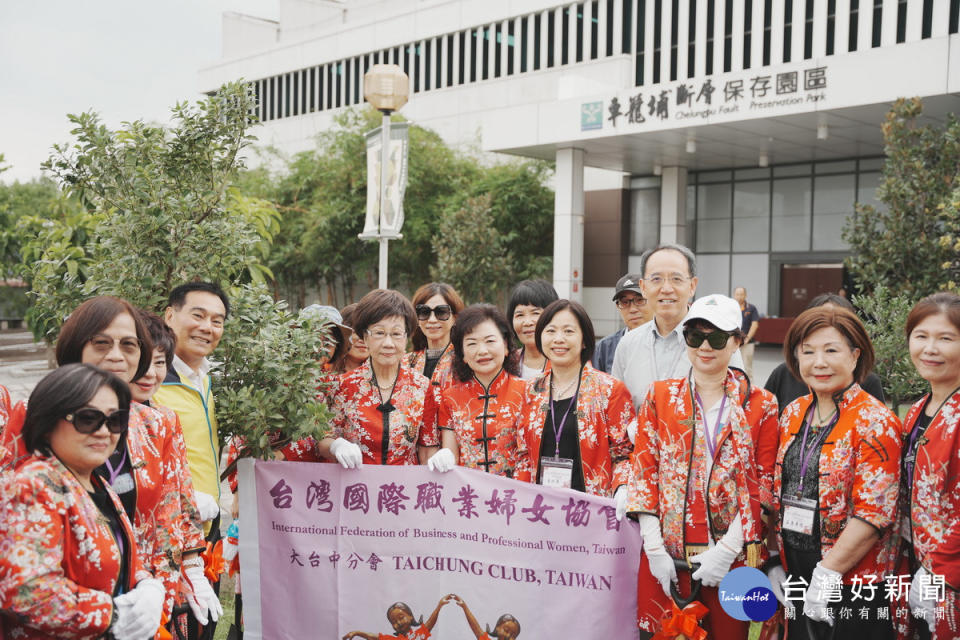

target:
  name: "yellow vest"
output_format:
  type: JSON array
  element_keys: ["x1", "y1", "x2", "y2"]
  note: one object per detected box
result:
[{"x1": 154, "y1": 371, "x2": 220, "y2": 503}]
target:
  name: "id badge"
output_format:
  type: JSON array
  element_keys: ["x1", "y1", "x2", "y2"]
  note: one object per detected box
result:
[
  {"x1": 111, "y1": 472, "x2": 135, "y2": 495},
  {"x1": 782, "y1": 496, "x2": 817, "y2": 535},
  {"x1": 540, "y1": 457, "x2": 574, "y2": 489}
]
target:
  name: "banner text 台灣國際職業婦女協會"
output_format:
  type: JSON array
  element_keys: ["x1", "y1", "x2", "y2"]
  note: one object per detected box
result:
[{"x1": 237, "y1": 460, "x2": 643, "y2": 639}]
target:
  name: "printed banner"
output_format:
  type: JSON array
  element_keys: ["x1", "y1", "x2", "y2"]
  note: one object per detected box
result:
[
  {"x1": 237, "y1": 460, "x2": 643, "y2": 639},
  {"x1": 361, "y1": 122, "x2": 409, "y2": 240}
]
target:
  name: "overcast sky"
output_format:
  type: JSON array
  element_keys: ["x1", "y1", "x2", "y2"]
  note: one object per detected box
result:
[{"x1": 1, "y1": 0, "x2": 279, "y2": 183}]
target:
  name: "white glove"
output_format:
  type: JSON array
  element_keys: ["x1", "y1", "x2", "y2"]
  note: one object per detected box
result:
[
  {"x1": 112, "y1": 578, "x2": 164, "y2": 640},
  {"x1": 330, "y1": 437, "x2": 363, "y2": 469},
  {"x1": 183, "y1": 564, "x2": 223, "y2": 625},
  {"x1": 766, "y1": 563, "x2": 787, "y2": 605},
  {"x1": 909, "y1": 566, "x2": 937, "y2": 632},
  {"x1": 639, "y1": 514, "x2": 677, "y2": 596},
  {"x1": 691, "y1": 514, "x2": 743, "y2": 586},
  {"x1": 803, "y1": 562, "x2": 842, "y2": 627},
  {"x1": 426, "y1": 448, "x2": 456, "y2": 472},
  {"x1": 194, "y1": 491, "x2": 221, "y2": 523},
  {"x1": 614, "y1": 486, "x2": 628, "y2": 522}
]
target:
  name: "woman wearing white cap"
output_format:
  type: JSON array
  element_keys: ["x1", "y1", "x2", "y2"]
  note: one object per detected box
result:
[{"x1": 626, "y1": 294, "x2": 780, "y2": 639}]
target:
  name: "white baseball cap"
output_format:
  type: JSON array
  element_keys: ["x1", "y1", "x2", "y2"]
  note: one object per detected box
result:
[{"x1": 682, "y1": 294, "x2": 741, "y2": 332}]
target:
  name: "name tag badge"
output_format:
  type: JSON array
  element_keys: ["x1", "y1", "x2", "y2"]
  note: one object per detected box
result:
[
  {"x1": 540, "y1": 457, "x2": 574, "y2": 489},
  {"x1": 782, "y1": 496, "x2": 817, "y2": 536},
  {"x1": 111, "y1": 472, "x2": 135, "y2": 495}
]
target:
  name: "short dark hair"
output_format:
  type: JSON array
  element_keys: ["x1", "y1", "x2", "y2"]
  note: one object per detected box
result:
[
  {"x1": 639, "y1": 243, "x2": 697, "y2": 278},
  {"x1": 507, "y1": 280, "x2": 559, "y2": 343},
  {"x1": 138, "y1": 309, "x2": 176, "y2": 369},
  {"x1": 905, "y1": 292, "x2": 960, "y2": 338},
  {"x1": 410, "y1": 282, "x2": 466, "y2": 351},
  {"x1": 352, "y1": 289, "x2": 417, "y2": 339},
  {"x1": 806, "y1": 293, "x2": 855, "y2": 312},
  {"x1": 451, "y1": 304, "x2": 522, "y2": 382},
  {"x1": 489, "y1": 614, "x2": 521, "y2": 637},
  {"x1": 168, "y1": 282, "x2": 230, "y2": 318},
  {"x1": 783, "y1": 306, "x2": 875, "y2": 384},
  {"x1": 386, "y1": 602, "x2": 422, "y2": 627},
  {"x1": 535, "y1": 299, "x2": 596, "y2": 366},
  {"x1": 56, "y1": 296, "x2": 154, "y2": 381},
  {"x1": 22, "y1": 363, "x2": 132, "y2": 453}
]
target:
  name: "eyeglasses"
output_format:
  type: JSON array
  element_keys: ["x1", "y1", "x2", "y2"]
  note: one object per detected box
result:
[
  {"x1": 64, "y1": 408, "x2": 130, "y2": 434},
  {"x1": 366, "y1": 328, "x2": 408, "y2": 342},
  {"x1": 415, "y1": 304, "x2": 453, "y2": 321},
  {"x1": 683, "y1": 329, "x2": 733, "y2": 350},
  {"x1": 644, "y1": 274, "x2": 691, "y2": 288},
  {"x1": 616, "y1": 297, "x2": 646, "y2": 309},
  {"x1": 86, "y1": 334, "x2": 141, "y2": 355}
]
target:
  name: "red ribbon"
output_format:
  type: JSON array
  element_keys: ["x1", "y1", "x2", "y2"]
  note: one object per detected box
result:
[
  {"x1": 201, "y1": 540, "x2": 225, "y2": 583},
  {"x1": 652, "y1": 601, "x2": 709, "y2": 640}
]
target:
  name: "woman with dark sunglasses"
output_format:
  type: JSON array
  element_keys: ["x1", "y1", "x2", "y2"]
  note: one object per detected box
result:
[
  {"x1": 0, "y1": 363, "x2": 164, "y2": 639},
  {"x1": 626, "y1": 294, "x2": 779, "y2": 639},
  {"x1": 407, "y1": 282, "x2": 465, "y2": 381},
  {"x1": 50, "y1": 296, "x2": 211, "y2": 630}
]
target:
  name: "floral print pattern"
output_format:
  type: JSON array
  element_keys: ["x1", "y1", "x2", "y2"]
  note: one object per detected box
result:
[
  {"x1": 329, "y1": 361, "x2": 429, "y2": 465},
  {"x1": 773, "y1": 384, "x2": 903, "y2": 582},
  {"x1": 515, "y1": 364, "x2": 634, "y2": 497},
  {"x1": 434, "y1": 369, "x2": 525, "y2": 478},
  {"x1": 0, "y1": 454, "x2": 149, "y2": 639}
]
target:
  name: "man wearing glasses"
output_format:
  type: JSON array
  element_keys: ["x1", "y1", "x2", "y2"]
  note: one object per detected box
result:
[{"x1": 594, "y1": 274, "x2": 651, "y2": 374}]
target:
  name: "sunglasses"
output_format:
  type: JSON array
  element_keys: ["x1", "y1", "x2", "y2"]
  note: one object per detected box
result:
[
  {"x1": 683, "y1": 329, "x2": 733, "y2": 350},
  {"x1": 415, "y1": 304, "x2": 453, "y2": 322},
  {"x1": 64, "y1": 408, "x2": 130, "y2": 434}
]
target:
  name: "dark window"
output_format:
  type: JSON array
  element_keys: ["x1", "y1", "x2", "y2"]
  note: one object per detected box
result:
[
  {"x1": 363, "y1": 55, "x2": 370, "y2": 74},
  {"x1": 304, "y1": 69, "x2": 310, "y2": 112},
  {"x1": 706, "y1": 0, "x2": 715, "y2": 74},
  {"x1": 623, "y1": 0, "x2": 633, "y2": 53},
  {"x1": 521, "y1": 17, "x2": 529, "y2": 72},
  {"x1": 670, "y1": 0, "x2": 679, "y2": 80},
  {"x1": 872, "y1": 0, "x2": 882, "y2": 47},
  {"x1": 688, "y1": 0, "x2": 697, "y2": 77},
  {"x1": 562, "y1": 7, "x2": 570, "y2": 65},
  {"x1": 827, "y1": 0, "x2": 836, "y2": 54},
  {"x1": 784, "y1": 0, "x2": 793, "y2": 62},
  {"x1": 354, "y1": 57, "x2": 361, "y2": 104},
  {"x1": 804, "y1": 0, "x2": 814, "y2": 59},
  {"x1": 576, "y1": 3, "x2": 584, "y2": 64},
  {"x1": 896, "y1": 0, "x2": 907, "y2": 42},
  {"x1": 744, "y1": 0, "x2": 753, "y2": 68},
  {"x1": 591, "y1": 0, "x2": 600, "y2": 60},
  {"x1": 425, "y1": 40, "x2": 432, "y2": 90},
  {"x1": 849, "y1": 0, "x2": 859, "y2": 49},
  {"x1": 470, "y1": 30, "x2": 478, "y2": 80},
  {"x1": 637, "y1": 0, "x2": 646, "y2": 84},
  {"x1": 922, "y1": 0, "x2": 933, "y2": 38},
  {"x1": 508, "y1": 20, "x2": 516, "y2": 75},
  {"x1": 447, "y1": 35, "x2": 455, "y2": 85},
  {"x1": 309, "y1": 68, "x2": 316, "y2": 112},
  {"x1": 653, "y1": 0, "x2": 662, "y2": 83},
  {"x1": 404, "y1": 43, "x2": 411, "y2": 78},
  {"x1": 494, "y1": 24, "x2": 502, "y2": 77},
  {"x1": 326, "y1": 65, "x2": 333, "y2": 109},
  {"x1": 459, "y1": 32, "x2": 466, "y2": 84},
  {"x1": 482, "y1": 27, "x2": 490, "y2": 79},
  {"x1": 268, "y1": 77, "x2": 275, "y2": 120},
  {"x1": 284, "y1": 73, "x2": 291, "y2": 117},
  {"x1": 253, "y1": 81, "x2": 261, "y2": 121},
  {"x1": 763, "y1": 0, "x2": 772, "y2": 64},
  {"x1": 335, "y1": 62, "x2": 342, "y2": 107},
  {"x1": 724, "y1": 0, "x2": 733, "y2": 72},
  {"x1": 393, "y1": 47, "x2": 401, "y2": 65},
  {"x1": 534, "y1": 14, "x2": 542, "y2": 70},
  {"x1": 548, "y1": 11, "x2": 556, "y2": 67},
  {"x1": 606, "y1": 0, "x2": 614, "y2": 55},
  {"x1": 373, "y1": 51, "x2": 380, "y2": 64},
  {"x1": 414, "y1": 43, "x2": 422, "y2": 92},
  {"x1": 316, "y1": 68, "x2": 323, "y2": 112},
  {"x1": 952, "y1": 0, "x2": 960, "y2": 33}
]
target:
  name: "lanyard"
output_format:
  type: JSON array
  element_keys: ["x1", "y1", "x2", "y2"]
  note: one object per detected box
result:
[
  {"x1": 797, "y1": 406, "x2": 838, "y2": 494},
  {"x1": 695, "y1": 391, "x2": 727, "y2": 459},
  {"x1": 549, "y1": 372, "x2": 581, "y2": 458},
  {"x1": 103, "y1": 444, "x2": 129, "y2": 488}
]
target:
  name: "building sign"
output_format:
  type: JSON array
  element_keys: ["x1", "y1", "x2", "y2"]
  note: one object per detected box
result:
[
  {"x1": 585, "y1": 65, "x2": 828, "y2": 132},
  {"x1": 237, "y1": 460, "x2": 643, "y2": 639},
  {"x1": 581, "y1": 101, "x2": 604, "y2": 130}
]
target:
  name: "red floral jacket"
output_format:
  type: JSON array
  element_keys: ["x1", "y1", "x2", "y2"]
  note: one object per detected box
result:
[
  {"x1": 329, "y1": 361, "x2": 431, "y2": 464},
  {"x1": 0, "y1": 386, "x2": 26, "y2": 470},
  {"x1": 433, "y1": 369, "x2": 526, "y2": 477},
  {"x1": 409, "y1": 346, "x2": 456, "y2": 442},
  {"x1": 515, "y1": 364, "x2": 634, "y2": 497},
  {"x1": 773, "y1": 384, "x2": 903, "y2": 582},
  {"x1": 0, "y1": 454, "x2": 149, "y2": 639},
  {"x1": 901, "y1": 390, "x2": 960, "y2": 590},
  {"x1": 626, "y1": 369, "x2": 772, "y2": 564}
]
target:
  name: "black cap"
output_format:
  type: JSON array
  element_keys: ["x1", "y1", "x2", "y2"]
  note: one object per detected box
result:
[{"x1": 613, "y1": 274, "x2": 643, "y2": 300}]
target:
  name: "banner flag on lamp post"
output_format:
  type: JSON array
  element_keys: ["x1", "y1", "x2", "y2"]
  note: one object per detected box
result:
[{"x1": 361, "y1": 122, "x2": 409, "y2": 240}]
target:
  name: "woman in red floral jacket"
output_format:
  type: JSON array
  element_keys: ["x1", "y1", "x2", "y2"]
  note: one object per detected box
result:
[
  {"x1": 0, "y1": 364, "x2": 162, "y2": 639},
  {"x1": 773, "y1": 306, "x2": 901, "y2": 639},
  {"x1": 319, "y1": 289, "x2": 432, "y2": 467},
  {"x1": 627, "y1": 294, "x2": 777, "y2": 638},
  {"x1": 423, "y1": 304, "x2": 525, "y2": 477},
  {"x1": 514, "y1": 299, "x2": 634, "y2": 498},
  {"x1": 895, "y1": 292, "x2": 960, "y2": 639}
]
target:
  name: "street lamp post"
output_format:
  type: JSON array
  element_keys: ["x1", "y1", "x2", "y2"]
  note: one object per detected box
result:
[{"x1": 363, "y1": 64, "x2": 409, "y2": 289}]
